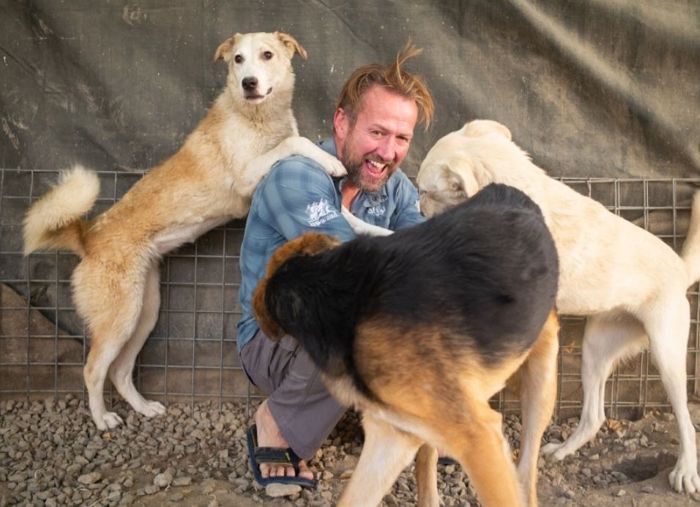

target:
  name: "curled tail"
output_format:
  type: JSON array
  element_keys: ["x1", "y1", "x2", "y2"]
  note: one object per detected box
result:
[
  {"x1": 682, "y1": 191, "x2": 700, "y2": 286},
  {"x1": 23, "y1": 165, "x2": 100, "y2": 257}
]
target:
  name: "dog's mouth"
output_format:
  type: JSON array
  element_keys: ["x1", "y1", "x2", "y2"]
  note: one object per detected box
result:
[{"x1": 244, "y1": 87, "x2": 273, "y2": 101}]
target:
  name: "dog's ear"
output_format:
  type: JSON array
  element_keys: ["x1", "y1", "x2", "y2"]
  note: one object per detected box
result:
[
  {"x1": 275, "y1": 32, "x2": 307, "y2": 60},
  {"x1": 253, "y1": 276, "x2": 285, "y2": 340},
  {"x1": 446, "y1": 158, "x2": 484, "y2": 198},
  {"x1": 460, "y1": 120, "x2": 512, "y2": 141},
  {"x1": 252, "y1": 233, "x2": 338, "y2": 340},
  {"x1": 213, "y1": 33, "x2": 242, "y2": 63}
]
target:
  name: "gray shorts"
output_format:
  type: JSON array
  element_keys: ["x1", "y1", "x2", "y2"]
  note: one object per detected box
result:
[{"x1": 239, "y1": 330, "x2": 346, "y2": 460}]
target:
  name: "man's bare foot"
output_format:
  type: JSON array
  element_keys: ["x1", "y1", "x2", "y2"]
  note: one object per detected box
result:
[{"x1": 255, "y1": 400, "x2": 314, "y2": 480}]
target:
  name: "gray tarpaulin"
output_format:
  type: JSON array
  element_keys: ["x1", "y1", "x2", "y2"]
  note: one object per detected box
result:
[{"x1": 1, "y1": 0, "x2": 699, "y2": 179}]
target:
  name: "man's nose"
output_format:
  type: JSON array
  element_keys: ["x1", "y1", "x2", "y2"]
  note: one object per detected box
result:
[{"x1": 376, "y1": 136, "x2": 397, "y2": 162}]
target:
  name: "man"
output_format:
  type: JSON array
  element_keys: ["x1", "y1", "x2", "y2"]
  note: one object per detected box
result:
[{"x1": 236, "y1": 43, "x2": 434, "y2": 486}]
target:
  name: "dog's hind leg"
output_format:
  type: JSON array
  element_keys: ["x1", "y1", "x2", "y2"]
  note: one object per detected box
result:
[
  {"x1": 337, "y1": 414, "x2": 423, "y2": 507},
  {"x1": 542, "y1": 312, "x2": 646, "y2": 460},
  {"x1": 108, "y1": 262, "x2": 165, "y2": 418},
  {"x1": 517, "y1": 311, "x2": 559, "y2": 507},
  {"x1": 82, "y1": 298, "x2": 144, "y2": 430},
  {"x1": 644, "y1": 296, "x2": 700, "y2": 493},
  {"x1": 414, "y1": 444, "x2": 439, "y2": 507}
]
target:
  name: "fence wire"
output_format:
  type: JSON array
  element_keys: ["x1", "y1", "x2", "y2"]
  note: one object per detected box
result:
[{"x1": 1, "y1": 168, "x2": 699, "y2": 420}]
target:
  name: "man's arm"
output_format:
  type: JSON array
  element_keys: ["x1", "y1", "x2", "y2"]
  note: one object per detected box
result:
[
  {"x1": 256, "y1": 157, "x2": 356, "y2": 242},
  {"x1": 237, "y1": 136, "x2": 347, "y2": 197}
]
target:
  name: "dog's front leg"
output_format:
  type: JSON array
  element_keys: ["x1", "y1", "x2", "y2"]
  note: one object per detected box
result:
[
  {"x1": 237, "y1": 136, "x2": 347, "y2": 196},
  {"x1": 341, "y1": 207, "x2": 393, "y2": 237},
  {"x1": 337, "y1": 414, "x2": 422, "y2": 507},
  {"x1": 414, "y1": 444, "x2": 439, "y2": 507}
]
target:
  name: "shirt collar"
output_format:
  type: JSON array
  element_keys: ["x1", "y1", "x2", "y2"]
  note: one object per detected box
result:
[{"x1": 320, "y1": 137, "x2": 389, "y2": 207}]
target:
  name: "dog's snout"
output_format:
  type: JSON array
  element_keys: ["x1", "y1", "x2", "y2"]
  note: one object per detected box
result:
[{"x1": 242, "y1": 77, "x2": 258, "y2": 91}]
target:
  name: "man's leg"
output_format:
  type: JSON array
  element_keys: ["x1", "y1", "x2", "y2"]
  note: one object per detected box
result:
[{"x1": 240, "y1": 331, "x2": 346, "y2": 479}]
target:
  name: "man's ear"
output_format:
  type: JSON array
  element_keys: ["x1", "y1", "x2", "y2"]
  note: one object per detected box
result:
[{"x1": 334, "y1": 108, "x2": 350, "y2": 143}]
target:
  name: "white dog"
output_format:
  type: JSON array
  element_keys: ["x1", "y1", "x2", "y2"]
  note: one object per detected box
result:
[
  {"x1": 416, "y1": 119, "x2": 700, "y2": 494},
  {"x1": 23, "y1": 32, "x2": 346, "y2": 431}
]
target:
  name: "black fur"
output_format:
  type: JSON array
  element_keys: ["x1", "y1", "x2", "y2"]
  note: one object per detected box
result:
[{"x1": 263, "y1": 183, "x2": 559, "y2": 396}]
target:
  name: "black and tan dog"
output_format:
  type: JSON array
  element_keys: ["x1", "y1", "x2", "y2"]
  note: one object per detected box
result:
[{"x1": 253, "y1": 184, "x2": 560, "y2": 507}]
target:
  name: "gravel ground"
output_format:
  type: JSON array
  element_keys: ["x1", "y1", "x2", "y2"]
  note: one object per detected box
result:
[{"x1": 1, "y1": 396, "x2": 700, "y2": 506}]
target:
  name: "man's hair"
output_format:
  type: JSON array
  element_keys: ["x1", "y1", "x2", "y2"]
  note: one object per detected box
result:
[{"x1": 335, "y1": 41, "x2": 434, "y2": 130}]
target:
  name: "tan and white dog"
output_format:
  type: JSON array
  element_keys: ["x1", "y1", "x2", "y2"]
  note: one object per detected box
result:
[
  {"x1": 416, "y1": 119, "x2": 700, "y2": 494},
  {"x1": 23, "y1": 31, "x2": 346, "y2": 431}
]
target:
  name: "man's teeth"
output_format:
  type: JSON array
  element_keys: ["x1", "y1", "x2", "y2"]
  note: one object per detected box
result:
[{"x1": 367, "y1": 160, "x2": 385, "y2": 170}]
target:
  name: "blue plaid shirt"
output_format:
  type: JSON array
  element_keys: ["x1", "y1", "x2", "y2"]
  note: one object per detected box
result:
[{"x1": 236, "y1": 138, "x2": 425, "y2": 350}]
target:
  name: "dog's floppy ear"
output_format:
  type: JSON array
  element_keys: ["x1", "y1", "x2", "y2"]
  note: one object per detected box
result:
[
  {"x1": 213, "y1": 33, "x2": 242, "y2": 63},
  {"x1": 460, "y1": 120, "x2": 512, "y2": 140},
  {"x1": 253, "y1": 275, "x2": 285, "y2": 340},
  {"x1": 252, "y1": 233, "x2": 339, "y2": 340},
  {"x1": 275, "y1": 32, "x2": 307, "y2": 60}
]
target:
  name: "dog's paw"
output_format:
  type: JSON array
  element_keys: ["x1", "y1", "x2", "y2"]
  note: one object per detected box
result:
[
  {"x1": 98, "y1": 411, "x2": 124, "y2": 430},
  {"x1": 669, "y1": 462, "x2": 700, "y2": 493},
  {"x1": 314, "y1": 151, "x2": 346, "y2": 177},
  {"x1": 540, "y1": 441, "x2": 568, "y2": 461},
  {"x1": 138, "y1": 400, "x2": 166, "y2": 418}
]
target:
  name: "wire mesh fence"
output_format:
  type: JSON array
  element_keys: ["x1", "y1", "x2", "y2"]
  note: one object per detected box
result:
[{"x1": 1, "y1": 168, "x2": 699, "y2": 420}]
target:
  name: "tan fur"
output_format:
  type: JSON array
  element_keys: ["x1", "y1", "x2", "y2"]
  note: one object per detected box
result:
[
  {"x1": 254, "y1": 233, "x2": 560, "y2": 507},
  {"x1": 416, "y1": 119, "x2": 700, "y2": 493},
  {"x1": 22, "y1": 32, "x2": 347, "y2": 431}
]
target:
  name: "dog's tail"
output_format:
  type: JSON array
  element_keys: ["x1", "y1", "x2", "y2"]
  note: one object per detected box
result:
[
  {"x1": 682, "y1": 191, "x2": 700, "y2": 286},
  {"x1": 23, "y1": 165, "x2": 99, "y2": 257}
]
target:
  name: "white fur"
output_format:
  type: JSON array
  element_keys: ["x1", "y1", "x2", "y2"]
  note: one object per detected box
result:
[
  {"x1": 23, "y1": 165, "x2": 99, "y2": 255},
  {"x1": 341, "y1": 207, "x2": 394, "y2": 236},
  {"x1": 416, "y1": 119, "x2": 700, "y2": 494}
]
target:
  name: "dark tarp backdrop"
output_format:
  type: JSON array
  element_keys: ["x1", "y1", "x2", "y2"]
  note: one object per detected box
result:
[
  {"x1": 1, "y1": 0, "x2": 699, "y2": 179},
  {"x1": 2, "y1": 0, "x2": 700, "y2": 416}
]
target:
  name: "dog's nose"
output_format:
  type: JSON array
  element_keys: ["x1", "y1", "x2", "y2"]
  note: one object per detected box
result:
[{"x1": 242, "y1": 77, "x2": 258, "y2": 91}]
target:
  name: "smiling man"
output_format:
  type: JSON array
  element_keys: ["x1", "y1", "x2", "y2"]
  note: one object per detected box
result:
[{"x1": 236, "y1": 43, "x2": 434, "y2": 489}]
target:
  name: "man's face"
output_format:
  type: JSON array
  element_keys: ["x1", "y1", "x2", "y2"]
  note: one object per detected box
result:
[{"x1": 334, "y1": 85, "x2": 418, "y2": 192}]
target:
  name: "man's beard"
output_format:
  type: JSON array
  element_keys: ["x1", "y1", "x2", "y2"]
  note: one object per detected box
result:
[{"x1": 341, "y1": 153, "x2": 396, "y2": 193}]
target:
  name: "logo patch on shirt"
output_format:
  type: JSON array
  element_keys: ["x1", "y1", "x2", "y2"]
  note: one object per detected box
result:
[
  {"x1": 366, "y1": 205, "x2": 386, "y2": 217},
  {"x1": 306, "y1": 199, "x2": 339, "y2": 227}
]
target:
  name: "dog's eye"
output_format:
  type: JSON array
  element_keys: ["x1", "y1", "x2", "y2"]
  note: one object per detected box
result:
[
  {"x1": 234, "y1": 54, "x2": 244, "y2": 64},
  {"x1": 263, "y1": 51, "x2": 273, "y2": 60}
]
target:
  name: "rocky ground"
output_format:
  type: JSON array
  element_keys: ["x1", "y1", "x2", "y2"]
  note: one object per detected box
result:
[{"x1": 1, "y1": 396, "x2": 700, "y2": 506}]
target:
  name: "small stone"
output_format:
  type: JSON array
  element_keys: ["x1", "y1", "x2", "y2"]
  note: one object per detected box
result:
[
  {"x1": 170, "y1": 492, "x2": 185, "y2": 502},
  {"x1": 265, "y1": 483, "x2": 302, "y2": 497},
  {"x1": 77, "y1": 472, "x2": 101, "y2": 485},
  {"x1": 641, "y1": 485, "x2": 654, "y2": 493},
  {"x1": 154, "y1": 471, "x2": 173, "y2": 488},
  {"x1": 172, "y1": 476, "x2": 192, "y2": 487},
  {"x1": 144, "y1": 484, "x2": 159, "y2": 495},
  {"x1": 615, "y1": 489, "x2": 626, "y2": 497}
]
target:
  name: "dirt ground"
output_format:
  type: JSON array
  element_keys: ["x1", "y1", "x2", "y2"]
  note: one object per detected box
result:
[
  {"x1": 3, "y1": 398, "x2": 700, "y2": 506},
  {"x1": 125, "y1": 405, "x2": 700, "y2": 506}
]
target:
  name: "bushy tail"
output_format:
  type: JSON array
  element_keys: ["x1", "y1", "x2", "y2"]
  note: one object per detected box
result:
[
  {"x1": 23, "y1": 165, "x2": 100, "y2": 257},
  {"x1": 681, "y1": 191, "x2": 700, "y2": 286}
]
